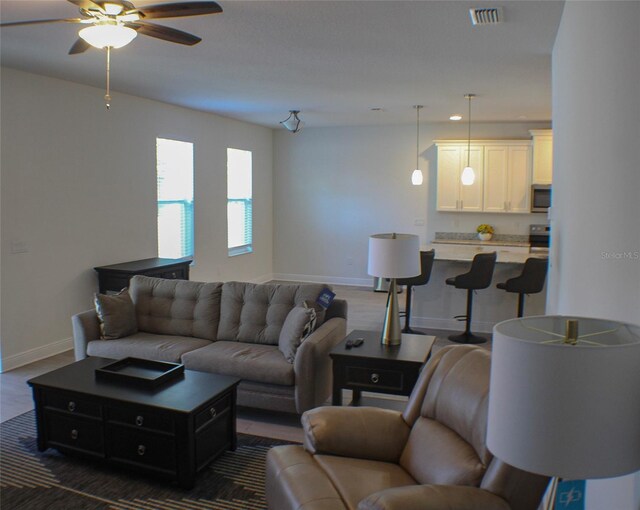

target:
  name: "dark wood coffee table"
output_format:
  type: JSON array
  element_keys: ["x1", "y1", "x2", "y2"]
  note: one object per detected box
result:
[
  {"x1": 330, "y1": 330, "x2": 435, "y2": 406},
  {"x1": 28, "y1": 357, "x2": 240, "y2": 489}
]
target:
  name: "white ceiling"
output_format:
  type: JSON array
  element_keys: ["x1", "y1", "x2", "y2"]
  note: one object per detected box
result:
[{"x1": 0, "y1": 0, "x2": 564, "y2": 128}]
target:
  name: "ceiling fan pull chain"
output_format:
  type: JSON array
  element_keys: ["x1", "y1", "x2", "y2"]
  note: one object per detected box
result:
[{"x1": 105, "y1": 46, "x2": 112, "y2": 110}]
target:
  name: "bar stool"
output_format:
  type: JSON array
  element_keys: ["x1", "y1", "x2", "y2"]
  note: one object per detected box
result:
[
  {"x1": 445, "y1": 252, "x2": 497, "y2": 344},
  {"x1": 397, "y1": 249, "x2": 435, "y2": 334},
  {"x1": 496, "y1": 257, "x2": 548, "y2": 317}
]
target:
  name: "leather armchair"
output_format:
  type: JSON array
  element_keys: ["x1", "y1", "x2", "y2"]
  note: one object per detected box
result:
[{"x1": 266, "y1": 345, "x2": 549, "y2": 510}]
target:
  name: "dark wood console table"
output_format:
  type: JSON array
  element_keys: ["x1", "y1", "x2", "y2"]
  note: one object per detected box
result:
[{"x1": 94, "y1": 257, "x2": 192, "y2": 293}]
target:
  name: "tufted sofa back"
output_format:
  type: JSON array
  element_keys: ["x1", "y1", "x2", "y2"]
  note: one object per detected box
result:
[
  {"x1": 217, "y1": 282, "x2": 328, "y2": 344},
  {"x1": 129, "y1": 275, "x2": 222, "y2": 341}
]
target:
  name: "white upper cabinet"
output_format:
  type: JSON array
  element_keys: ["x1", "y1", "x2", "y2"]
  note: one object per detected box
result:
[
  {"x1": 436, "y1": 144, "x2": 483, "y2": 212},
  {"x1": 437, "y1": 141, "x2": 531, "y2": 214},
  {"x1": 530, "y1": 129, "x2": 553, "y2": 184}
]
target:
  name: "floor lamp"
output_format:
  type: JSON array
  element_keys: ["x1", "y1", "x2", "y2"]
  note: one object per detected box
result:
[
  {"x1": 367, "y1": 233, "x2": 420, "y2": 346},
  {"x1": 487, "y1": 315, "x2": 640, "y2": 510}
]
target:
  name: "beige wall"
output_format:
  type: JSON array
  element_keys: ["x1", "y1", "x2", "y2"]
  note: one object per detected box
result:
[{"x1": 0, "y1": 68, "x2": 273, "y2": 370}]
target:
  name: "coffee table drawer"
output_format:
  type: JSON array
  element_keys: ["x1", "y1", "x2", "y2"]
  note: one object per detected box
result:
[
  {"x1": 44, "y1": 391, "x2": 101, "y2": 418},
  {"x1": 345, "y1": 366, "x2": 404, "y2": 391},
  {"x1": 108, "y1": 406, "x2": 174, "y2": 434},
  {"x1": 45, "y1": 412, "x2": 104, "y2": 454},
  {"x1": 108, "y1": 425, "x2": 176, "y2": 474},
  {"x1": 195, "y1": 394, "x2": 231, "y2": 431}
]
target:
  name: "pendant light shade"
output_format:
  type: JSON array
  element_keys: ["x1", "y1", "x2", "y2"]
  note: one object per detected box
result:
[
  {"x1": 412, "y1": 105, "x2": 423, "y2": 186},
  {"x1": 280, "y1": 110, "x2": 304, "y2": 133},
  {"x1": 462, "y1": 94, "x2": 476, "y2": 186},
  {"x1": 79, "y1": 23, "x2": 137, "y2": 49}
]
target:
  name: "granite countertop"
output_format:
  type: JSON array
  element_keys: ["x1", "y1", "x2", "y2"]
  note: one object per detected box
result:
[
  {"x1": 432, "y1": 239, "x2": 531, "y2": 248},
  {"x1": 423, "y1": 243, "x2": 548, "y2": 264}
]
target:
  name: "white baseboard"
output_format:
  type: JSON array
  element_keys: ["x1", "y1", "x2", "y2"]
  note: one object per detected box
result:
[
  {"x1": 272, "y1": 273, "x2": 372, "y2": 287},
  {"x1": 249, "y1": 273, "x2": 276, "y2": 284},
  {"x1": 1, "y1": 337, "x2": 73, "y2": 373}
]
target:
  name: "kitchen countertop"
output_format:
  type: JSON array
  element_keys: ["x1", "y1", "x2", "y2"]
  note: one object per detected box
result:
[
  {"x1": 423, "y1": 243, "x2": 548, "y2": 264},
  {"x1": 432, "y1": 239, "x2": 531, "y2": 248}
]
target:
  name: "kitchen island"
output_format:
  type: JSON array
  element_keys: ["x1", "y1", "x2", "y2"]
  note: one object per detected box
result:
[{"x1": 408, "y1": 241, "x2": 548, "y2": 333}]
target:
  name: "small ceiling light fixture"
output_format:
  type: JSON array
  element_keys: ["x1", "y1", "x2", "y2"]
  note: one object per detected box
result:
[
  {"x1": 411, "y1": 105, "x2": 424, "y2": 186},
  {"x1": 461, "y1": 94, "x2": 476, "y2": 186},
  {"x1": 449, "y1": 114, "x2": 463, "y2": 121},
  {"x1": 280, "y1": 110, "x2": 304, "y2": 133}
]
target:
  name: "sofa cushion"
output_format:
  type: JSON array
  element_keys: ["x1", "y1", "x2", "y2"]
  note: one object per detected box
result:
[
  {"x1": 314, "y1": 454, "x2": 416, "y2": 509},
  {"x1": 217, "y1": 282, "x2": 328, "y2": 345},
  {"x1": 86, "y1": 332, "x2": 211, "y2": 363},
  {"x1": 94, "y1": 289, "x2": 137, "y2": 340},
  {"x1": 182, "y1": 341, "x2": 295, "y2": 386},
  {"x1": 279, "y1": 306, "x2": 316, "y2": 363},
  {"x1": 129, "y1": 275, "x2": 222, "y2": 341}
]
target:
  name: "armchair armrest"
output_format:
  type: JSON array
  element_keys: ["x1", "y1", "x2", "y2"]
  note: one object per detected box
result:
[
  {"x1": 358, "y1": 485, "x2": 511, "y2": 510},
  {"x1": 294, "y1": 316, "x2": 347, "y2": 413},
  {"x1": 302, "y1": 406, "x2": 410, "y2": 463},
  {"x1": 71, "y1": 309, "x2": 100, "y2": 360}
]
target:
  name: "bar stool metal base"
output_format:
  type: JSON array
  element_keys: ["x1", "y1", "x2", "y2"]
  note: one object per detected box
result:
[
  {"x1": 402, "y1": 326, "x2": 427, "y2": 335},
  {"x1": 448, "y1": 331, "x2": 488, "y2": 344}
]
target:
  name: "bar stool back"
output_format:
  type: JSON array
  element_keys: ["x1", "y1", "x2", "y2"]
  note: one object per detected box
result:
[
  {"x1": 445, "y1": 252, "x2": 497, "y2": 344},
  {"x1": 397, "y1": 249, "x2": 435, "y2": 334},
  {"x1": 496, "y1": 257, "x2": 548, "y2": 317}
]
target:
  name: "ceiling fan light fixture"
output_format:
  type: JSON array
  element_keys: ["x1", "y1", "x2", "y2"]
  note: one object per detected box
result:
[
  {"x1": 280, "y1": 110, "x2": 304, "y2": 133},
  {"x1": 103, "y1": 3, "x2": 124, "y2": 15},
  {"x1": 79, "y1": 23, "x2": 137, "y2": 49}
]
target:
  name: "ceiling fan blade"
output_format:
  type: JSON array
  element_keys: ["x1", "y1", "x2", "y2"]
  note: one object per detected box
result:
[
  {"x1": 136, "y1": 2, "x2": 222, "y2": 19},
  {"x1": 128, "y1": 21, "x2": 202, "y2": 45},
  {"x1": 0, "y1": 18, "x2": 84, "y2": 27},
  {"x1": 69, "y1": 38, "x2": 92, "y2": 55}
]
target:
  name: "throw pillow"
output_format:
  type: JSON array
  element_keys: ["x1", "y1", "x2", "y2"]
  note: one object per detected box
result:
[
  {"x1": 94, "y1": 289, "x2": 138, "y2": 340},
  {"x1": 279, "y1": 306, "x2": 317, "y2": 363},
  {"x1": 304, "y1": 299, "x2": 326, "y2": 327}
]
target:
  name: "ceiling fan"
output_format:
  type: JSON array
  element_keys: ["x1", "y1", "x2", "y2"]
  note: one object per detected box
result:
[{"x1": 1, "y1": 0, "x2": 222, "y2": 107}]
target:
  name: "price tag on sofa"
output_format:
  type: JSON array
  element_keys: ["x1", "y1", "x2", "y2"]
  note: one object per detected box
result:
[{"x1": 316, "y1": 288, "x2": 336, "y2": 309}]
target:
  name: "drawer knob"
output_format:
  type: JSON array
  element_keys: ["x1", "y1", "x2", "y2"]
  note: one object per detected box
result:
[
  {"x1": 371, "y1": 373, "x2": 380, "y2": 384},
  {"x1": 70, "y1": 429, "x2": 78, "y2": 440},
  {"x1": 68, "y1": 401, "x2": 76, "y2": 412},
  {"x1": 135, "y1": 415, "x2": 144, "y2": 427},
  {"x1": 137, "y1": 445, "x2": 146, "y2": 456},
  {"x1": 210, "y1": 407, "x2": 217, "y2": 418}
]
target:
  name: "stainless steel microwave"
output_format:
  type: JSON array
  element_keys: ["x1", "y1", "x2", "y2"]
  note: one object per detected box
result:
[{"x1": 531, "y1": 184, "x2": 551, "y2": 213}]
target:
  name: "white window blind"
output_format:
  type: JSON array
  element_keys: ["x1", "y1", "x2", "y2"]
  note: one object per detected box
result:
[
  {"x1": 227, "y1": 148, "x2": 253, "y2": 256},
  {"x1": 157, "y1": 138, "x2": 194, "y2": 259}
]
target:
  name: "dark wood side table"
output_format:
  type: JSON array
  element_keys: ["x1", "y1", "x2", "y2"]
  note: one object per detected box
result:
[
  {"x1": 330, "y1": 330, "x2": 435, "y2": 406},
  {"x1": 94, "y1": 257, "x2": 192, "y2": 294},
  {"x1": 28, "y1": 357, "x2": 239, "y2": 489}
]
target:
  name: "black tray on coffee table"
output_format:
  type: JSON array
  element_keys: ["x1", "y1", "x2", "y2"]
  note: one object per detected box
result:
[{"x1": 95, "y1": 357, "x2": 184, "y2": 387}]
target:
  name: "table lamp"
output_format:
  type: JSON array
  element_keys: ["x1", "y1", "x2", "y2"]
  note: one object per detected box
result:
[
  {"x1": 368, "y1": 233, "x2": 420, "y2": 346},
  {"x1": 487, "y1": 315, "x2": 640, "y2": 510}
]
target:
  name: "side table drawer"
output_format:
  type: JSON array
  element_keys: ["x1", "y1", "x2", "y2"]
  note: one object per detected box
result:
[
  {"x1": 195, "y1": 395, "x2": 231, "y2": 431},
  {"x1": 45, "y1": 412, "x2": 104, "y2": 455},
  {"x1": 346, "y1": 366, "x2": 404, "y2": 391},
  {"x1": 108, "y1": 425, "x2": 176, "y2": 474},
  {"x1": 108, "y1": 406, "x2": 174, "y2": 434},
  {"x1": 44, "y1": 391, "x2": 102, "y2": 418}
]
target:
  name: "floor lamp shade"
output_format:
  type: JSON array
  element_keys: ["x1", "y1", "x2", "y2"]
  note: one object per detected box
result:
[
  {"x1": 367, "y1": 234, "x2": 420, "y2": 279},
  {"x1": 368, "y1": 234, "x2": 420, "y2": 345},
  {"x1": 487, "y1": 316, "x2": 640, "y2": 480}
]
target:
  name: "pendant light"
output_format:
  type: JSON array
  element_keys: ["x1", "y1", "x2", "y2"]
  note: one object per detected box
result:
[
  {"x1": 461, "y1": 94, "x2": 476, "y2": 186},
  {"x1": 411, "y1": 105, "x2": 424, "y2": 185}
]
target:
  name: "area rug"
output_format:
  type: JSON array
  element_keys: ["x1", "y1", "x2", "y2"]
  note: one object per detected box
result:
[{"x1": 0, "y1": 410, "x2": 294, "y2": 510}]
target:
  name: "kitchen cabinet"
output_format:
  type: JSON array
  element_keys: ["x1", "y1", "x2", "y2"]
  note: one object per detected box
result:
[
  {"x1": 436, "y1": 144, "x2": 484, "y2": 212},
  {"x1": 530, "y1": 129, "x2": 553, "y2": 184},
  {"x1": 483, "y1": 144, "x2": 532, "y2": 213}
]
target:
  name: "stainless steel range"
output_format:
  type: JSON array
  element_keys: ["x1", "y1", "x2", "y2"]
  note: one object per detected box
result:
[{"x1": 529, "y1": 224, "x2": 550, "y2": 252}]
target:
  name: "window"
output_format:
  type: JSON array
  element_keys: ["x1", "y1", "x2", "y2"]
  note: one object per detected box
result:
[
  {"x1": 227, "y1": 148, "x2": 253, "y2": 256},
  {"x1": 157, "y1": 138, "x2": 194, "y2": 259}
]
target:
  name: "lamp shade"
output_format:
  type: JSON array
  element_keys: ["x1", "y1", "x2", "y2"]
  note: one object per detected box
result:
[
  {"x1": 487, "y1": 315, "x2": 640, "y2": 480},
  {"x1": 368, "y1": 233, "x2": 420, "y2": 279}
]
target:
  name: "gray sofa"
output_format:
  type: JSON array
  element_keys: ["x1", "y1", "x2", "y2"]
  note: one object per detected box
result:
[{"x1": 72, "y1": 275, "x2": 348, "y2": 414}]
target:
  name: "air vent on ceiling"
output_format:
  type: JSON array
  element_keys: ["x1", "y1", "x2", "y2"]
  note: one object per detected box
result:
[{"x1": 469, "y1": 7, "x2": 504, "y2": 26}]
